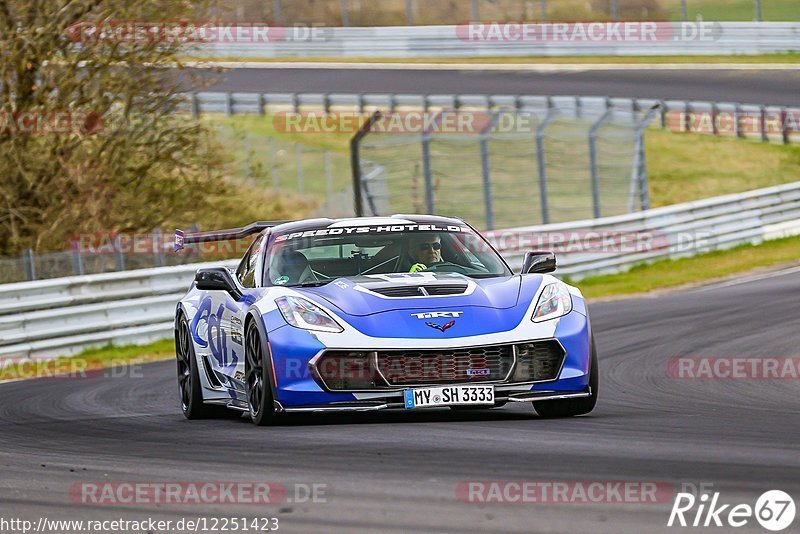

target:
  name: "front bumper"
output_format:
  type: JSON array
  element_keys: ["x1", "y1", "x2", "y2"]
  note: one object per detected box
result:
[
  {"x1": 266, "y1": 309, "x2": 592, "y2": 409},
  {"x1": 274, "y1": 390, "x2": 592, "y2": 413}
]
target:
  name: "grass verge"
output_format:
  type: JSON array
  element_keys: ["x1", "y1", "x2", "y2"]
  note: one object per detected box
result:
[
  {"x1": 0, "y1": 338, "x2": 175, "y2": 382},
  {"x1": 575, "y1": 234, "x2": 800, "y2": 299}
]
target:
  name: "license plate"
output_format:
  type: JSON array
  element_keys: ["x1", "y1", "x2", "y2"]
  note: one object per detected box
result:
[{"x1": 403, "y1": 385, "x2": 494, "y2": 409}]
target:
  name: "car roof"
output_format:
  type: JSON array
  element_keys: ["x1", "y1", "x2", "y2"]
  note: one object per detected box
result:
[{"x1": 269, "y1": 214, "x2": 468, "y2": 235}]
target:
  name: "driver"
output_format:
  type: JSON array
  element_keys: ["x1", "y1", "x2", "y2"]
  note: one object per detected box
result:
[{"x1": 406, "y1": 233, "x2": 443, "y2": 272}]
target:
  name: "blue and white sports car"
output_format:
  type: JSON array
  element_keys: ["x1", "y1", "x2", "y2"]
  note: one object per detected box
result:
[{"x1": 174, "y1": 215, "x2": 598, "y2": 425}]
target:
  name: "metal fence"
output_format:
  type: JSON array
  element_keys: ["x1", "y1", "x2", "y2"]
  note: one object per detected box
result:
[
  {"x1": 195, "y1": 92, "x2": 665, "y2": 230},
  {"x1": 214, "y1": 1, "x2": 799, "y2": 25},
  {"x1": 0, "y1": 234, "x2": 202, "y2": 286},
  {"x1": 353, "y1": 100, "x2": 660, "y2": 229},
  {"x1": 214, "y1": 122, "x2": 351, "y2": 201},
  {"x1": 3, "y1": 180, "x2": 798, "y2": 362},
  {"x1": 186, "y1": 92, "x2": 800, "y2": 146}
]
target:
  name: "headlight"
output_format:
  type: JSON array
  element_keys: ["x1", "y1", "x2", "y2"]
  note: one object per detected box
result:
[
  {"x1": 275, "y1": 296, "x2": 343, "y2": 333},
  {"x1": 532, "y1": 283, "x2": 572, "y2": 323}
]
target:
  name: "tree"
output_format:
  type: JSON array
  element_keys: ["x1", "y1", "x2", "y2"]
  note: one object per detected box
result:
[{"x1": 0, "y1": 0, "x2": 232, "y2": 254}]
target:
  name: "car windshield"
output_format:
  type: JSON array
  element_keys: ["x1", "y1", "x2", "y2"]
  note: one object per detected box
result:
[{"x1": 263, "y1": 223, "x2": 511, "y2": 287}]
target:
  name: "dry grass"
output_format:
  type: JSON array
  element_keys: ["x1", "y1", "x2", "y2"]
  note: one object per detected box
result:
[{"x1": 646, "y1": 129, "x2": 800, "y2": 207}]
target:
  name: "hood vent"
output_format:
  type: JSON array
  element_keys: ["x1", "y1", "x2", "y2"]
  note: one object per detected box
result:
[{"x1": 371, "y1": 284, "x2": 469, "y2": 298}]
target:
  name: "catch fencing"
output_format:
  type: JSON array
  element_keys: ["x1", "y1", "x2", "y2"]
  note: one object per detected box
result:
[
  {"x1": 352, "y1": 99, "x2": 660, "y2": 229},
  {"x1": 214, "y1": 122, "x2": 351, "y2": 201},
  {"x1": 190, "y1": 93, "x2": 798, "y2": 230},
  {"x1": 1, "y1": 181, "x2": 798, "y2": 362}
]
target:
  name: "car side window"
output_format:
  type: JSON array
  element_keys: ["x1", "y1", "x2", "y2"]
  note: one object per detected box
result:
[
  {"x1": 236, "y1": 248, "x2": 251, "y2": 284},
  {"x1": 239, "y1": 235, "x2": 265, "y2": 288}
]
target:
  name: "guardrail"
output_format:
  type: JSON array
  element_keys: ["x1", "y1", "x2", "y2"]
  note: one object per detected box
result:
[
  {"x1": 488, "y1": 181, "x2": 800, "y2": 276},
  {"x1": 0, "y1": 261, "x2": 235, "y2": 361},
  {"x1": 183, "y1": 92, "x2": 800, "y2": 145},
  {"x1": 2, "y1": 181, "x2": 799, "y2": 363},
  {"x1": 198, "y1": 22, "x2": 800, "y2": 58}
]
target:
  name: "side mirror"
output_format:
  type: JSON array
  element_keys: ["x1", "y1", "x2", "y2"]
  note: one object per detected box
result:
[
  {"x1": 521, "y1": 251, "x2": 557, "y2": 274},
  {"x1": 194, "y1": 268, "x2": 243, "y2": 300}
]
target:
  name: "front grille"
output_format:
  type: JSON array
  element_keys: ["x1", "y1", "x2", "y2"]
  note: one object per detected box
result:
[
  {"x1": 511, "y1": 340, "x2": 566, "y2": 382},
  {"x1": 314, "y1": 351, "x2": 383, "y2": 390},
  {"x1": 377, "y1": 346, "x2": 513, "y2": 385},
  {"x1": 370, "y1": 284, "x2": 468, "y2": 298},
  {"x1": 313, "y1": 340, "x2": 566, "y2": 391}
]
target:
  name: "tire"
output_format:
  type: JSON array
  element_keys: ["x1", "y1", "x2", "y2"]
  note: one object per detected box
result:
[
  {"x1": 244, "y1": 320, "x2": 280, "y2": 426},
  {"x1": 532, "y1": 336, "x2": 599, "y2": 419},
  {"x1": 176, "y1": 315, "x2": 233, "y2": 419}
]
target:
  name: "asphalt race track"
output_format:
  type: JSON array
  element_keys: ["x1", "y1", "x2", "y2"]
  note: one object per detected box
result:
[
  {"x1": 193, "y1": 66, "x2": 800, "y2": 106},
  {"x1": 1, "y1": 268, "x2": 798, "y2": 533}
]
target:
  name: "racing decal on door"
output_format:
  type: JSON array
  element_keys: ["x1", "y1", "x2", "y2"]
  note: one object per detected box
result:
[{"x1": 191, "y1": 295, "x2": 240, "y2": 370}]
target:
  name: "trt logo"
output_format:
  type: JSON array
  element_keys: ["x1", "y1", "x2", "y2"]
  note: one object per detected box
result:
[{"x1": 411, "y1": 311, "x2": 464, "y2": 320}]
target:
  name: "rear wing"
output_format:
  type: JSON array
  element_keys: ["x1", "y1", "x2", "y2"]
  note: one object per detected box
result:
[{"x1": 174, "y1": 221, "x2": 292, "y2": 252}]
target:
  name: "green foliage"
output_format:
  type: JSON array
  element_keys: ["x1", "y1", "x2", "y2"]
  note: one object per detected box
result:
[{"x1": 0, "y1": 0, "x2": 310, "y2": 255}]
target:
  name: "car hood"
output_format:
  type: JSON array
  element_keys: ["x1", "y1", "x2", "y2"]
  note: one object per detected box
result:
[
  {"x1": 298, "y1": 273, "x2": 533, "y2": 317},
  {"x1": 296, "y1": 273, "x2": 545, "y2": 339}
]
